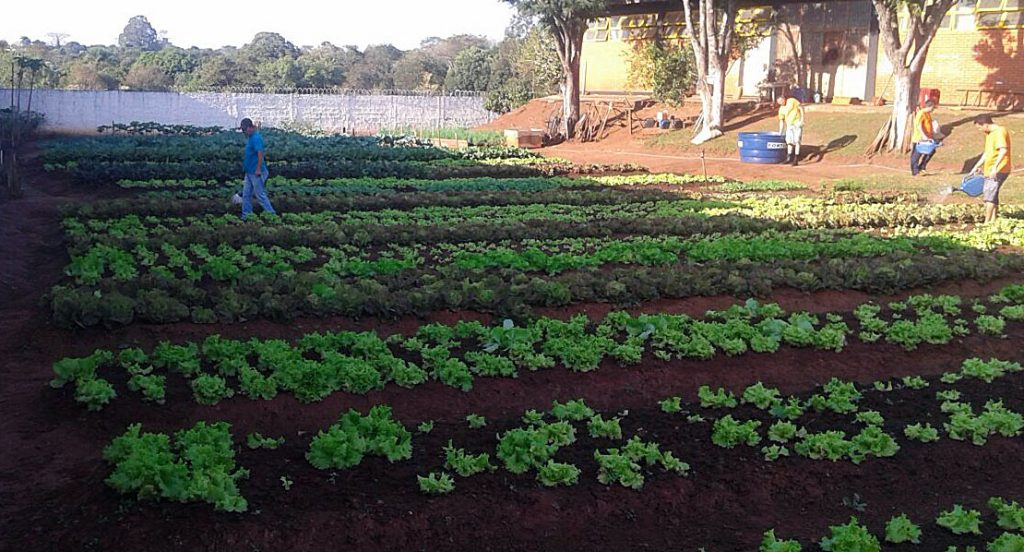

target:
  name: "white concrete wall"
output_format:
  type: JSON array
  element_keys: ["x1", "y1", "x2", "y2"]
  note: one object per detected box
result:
[{"x1": 1, "y1": 90, "x2": 496, "y2": 133}]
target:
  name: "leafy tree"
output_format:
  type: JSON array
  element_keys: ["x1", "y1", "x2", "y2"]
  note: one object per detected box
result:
[
  {"x1": 346, "y1": 44, "x2": 402, "y2": 89},
  {"x1": 255, "y1": 57, "x2": 303, "y2": 89},
  {"x1": 296, "y1": 42, "x2": 356, "y2": 88},
  {"x1": 184, "y1": 55, "x2": 238, "y2": 89},
  {"x1": 124, "y1": 63, "x2": 172, "y2": 90},
  {"x1": 118, "y1": 16, "x2": 162, "y2": 51},
  {"x1": 135, "y1": 48, "x2": 200, "y2": 85},
  {"x1": 502, "y1": 0, "x2": 608, "y2": 139},
  {"x1": 242, "y1": 32, "x2": 299, "y2": 61},
  {"x1": 67, "y1": 60, "x2": 119, "y2": 90},
  {"x1": 868, "y1": 0, "x2": 957, "y2": 153},
  {"x1": 626, "y1": 40, "x2": 696, "y2": 106},
  {"x1": 445, "y1": 47, "x2": 495, "y2": 91},
  {"x1": 681, "y1": 0, "x2": 739, "y2": 143},
  {"x1": 392, "y1": 50, "x2": 447, "y2": 90}
]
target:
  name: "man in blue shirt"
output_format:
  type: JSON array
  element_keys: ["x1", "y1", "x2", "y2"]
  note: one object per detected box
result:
[{"x1": 239, "y1": 118, "x2": 277, "y2": 219}]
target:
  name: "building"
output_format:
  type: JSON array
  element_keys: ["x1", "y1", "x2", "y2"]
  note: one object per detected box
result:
[{"x1": 581, "y1": 0, "x2": 1024, "y2": 106}]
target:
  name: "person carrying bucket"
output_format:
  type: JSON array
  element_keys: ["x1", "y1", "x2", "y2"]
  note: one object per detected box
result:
[
  {"x1": 968, "y1": 114, "x2": 1012, "y2": 223},
  {"x1": 777, "y1": 95, "x2": 804, "y2": 166},
  {"x1": 910, "y1": 100, "x2": 937, "y2": 176}
]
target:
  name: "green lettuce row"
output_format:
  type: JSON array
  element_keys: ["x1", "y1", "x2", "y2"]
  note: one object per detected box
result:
[
  {"x1": 49, "y1": 251, "x2": 1024, "y2": 327},
  {"x1": 50, "y1": 284, "x2": 1024, "y2": 407},
  {"x1": 67, "y1": 187, "x2": 688, "y2": 221},
  {"x1": 63, "y1": 230, "x2": 956, "y2": 285}
]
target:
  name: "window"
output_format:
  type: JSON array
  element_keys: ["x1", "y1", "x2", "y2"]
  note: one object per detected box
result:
[
  {"x1": 939, "y1": 0, "x2": 980, "y2": 30},
  {"x1": 975, "y1": 0, "x2": 1024, "y2": 28}
]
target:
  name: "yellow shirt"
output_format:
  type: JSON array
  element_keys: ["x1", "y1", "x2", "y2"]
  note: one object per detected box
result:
[
  {"x1": 778, "y1": 98, "x2": 803, "y2": 127},
  {"x1": 984, "y1": 125, "x2": 1012, "y2": 175},
  {"x1": 912, "y1": 110, "x2": 933, "y2": 143}
]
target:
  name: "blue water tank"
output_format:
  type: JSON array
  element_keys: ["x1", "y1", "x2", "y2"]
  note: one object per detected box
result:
[
  {"x1": 791, "y1": 87, "x2": 811, "y2": 103},
  {"x1": 737, "y1": 132, "x2": 787, "y2": 164}
]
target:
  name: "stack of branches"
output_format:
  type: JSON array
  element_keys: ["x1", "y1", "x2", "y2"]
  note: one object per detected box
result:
[
  {"x1": 867, "y1": 112, "x2": 914, "y2": 155},
  {"x1": 572, "y1": 101, "x2": 616, "y2": 143}
]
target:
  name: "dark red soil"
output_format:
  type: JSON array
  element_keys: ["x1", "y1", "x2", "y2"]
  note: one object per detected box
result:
[{"x1": 2, "y1": 152, "x2": 1023, "y2": 551}]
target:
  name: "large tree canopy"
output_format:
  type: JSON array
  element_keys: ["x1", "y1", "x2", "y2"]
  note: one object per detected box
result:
[
  {"x1": 118, "y1": 15, "x2": 162, "y2": 51},
  {"x1": 868, "y1": 0, "x2": 957, "y2": 154},
  {"x1": 502, "y1": 0, "x2": 608, "y2": 139}
]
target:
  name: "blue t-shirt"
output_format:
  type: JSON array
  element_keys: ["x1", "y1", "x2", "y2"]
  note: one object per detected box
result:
[{"x1": 243, "y1": 132, "x2": 267, "y2": 175}]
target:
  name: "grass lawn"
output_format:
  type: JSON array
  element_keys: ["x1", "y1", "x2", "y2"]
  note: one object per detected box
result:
[{"x1": 646, "y1": 106, "x2": 1024, "y2": 172}]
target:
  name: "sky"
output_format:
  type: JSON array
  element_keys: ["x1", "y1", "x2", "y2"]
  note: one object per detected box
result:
[{"x1": 2, "y1": 0, "x2": 517, "y2": 50}]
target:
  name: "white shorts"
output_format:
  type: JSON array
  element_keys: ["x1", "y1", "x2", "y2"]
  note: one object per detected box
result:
[{"x1": 785, "y1": 126, "x2": 803, "y2": 145}]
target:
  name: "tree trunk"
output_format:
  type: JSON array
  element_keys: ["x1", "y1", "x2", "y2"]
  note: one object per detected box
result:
[
  {"x1": 550, "y1": 17, "x2": 585, "y2": 140},
  {"x1": 562, "y1": 55, "x2": 581, "y2": 139},
  {"x1": 683, "y1": 0, "x2": 735, "y2": 144},
  {"x1": 869, "y1": 0, "x2": 955, "y2": 154},
  {"x1": 705, "y1": 63, "x2": 726, "y2": 132},
  {"x1": 889, "y1": 68, "x2": 916, "y2": 153}
]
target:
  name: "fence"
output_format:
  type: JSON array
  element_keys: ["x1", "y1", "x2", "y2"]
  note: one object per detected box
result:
[{"x1": 0, "y1": 89, "x2": 497, "y2": 133}]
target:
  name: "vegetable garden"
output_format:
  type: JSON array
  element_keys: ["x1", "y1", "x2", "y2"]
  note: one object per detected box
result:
[{"x1": 4, "y1": 126, "x2": 1024, "y2": 550}]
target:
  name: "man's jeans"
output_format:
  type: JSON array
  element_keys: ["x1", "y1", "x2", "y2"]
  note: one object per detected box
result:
[
  {"x1": 910, "y1": 144, "x2": 934, "y2": 175},
  {"x1": 242, "y1": 171, "x2": 276, "y2": 219}
]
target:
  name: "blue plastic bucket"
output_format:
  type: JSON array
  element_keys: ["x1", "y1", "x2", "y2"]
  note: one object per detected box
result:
[
  {"x1": 915, "y1": 141, "x2": 938, "y2": 155},
  {"x1": 738, "y1": 132, "x2": 787, "y2": 164}
]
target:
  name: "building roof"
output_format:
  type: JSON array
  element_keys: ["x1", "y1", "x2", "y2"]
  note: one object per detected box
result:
[{"x1": 601, "y1": 0, "x2": 860, "y2": 15}]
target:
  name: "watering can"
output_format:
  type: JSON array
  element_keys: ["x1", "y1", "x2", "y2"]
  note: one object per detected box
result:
[{"x1": 947, "y1": 175, "x2": 986, "y2": 197}]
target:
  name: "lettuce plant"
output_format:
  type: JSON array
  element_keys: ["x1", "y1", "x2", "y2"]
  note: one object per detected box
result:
[
  {"x1": 536, "y1": 460, "x2": 580, "y2": 487},
  {"x1": 936, "y1": 505, "x2": 983, "y2": 535},
  {"x1": 698, "y1": 386, "x2": 737, "y2": 409},
  {"x1": 760, "y1": 529, "x2": 802, "y2": 552},
  {"x1": 989, "y1": 497, "x2": 1024, "y2": 531},
  {"x1": 903, "y1": 423, "x2": 940, "y2": 443},
  {"x1": 247, "y1": 433, "x2": 285, "y2": 450},
  {"x1": 587, "y1": 415, "x2": 623, "y2": 440},
  {"x1": 417, "y1": 472, "x2": 455, "y2": 495},
  {"x1": 988, "y1": 532, "x2": 1024, "y2": 551},
  {"x1": 819, "y1": 517, "x2": 880, "y2": 552},
  {"x1": 443, "y1": 441, "x2": 494, "y2": 477},
  {"x1": 465, "y1": 414, "x2": 487, "y2": 429},
  {"x1": 711, "y1": 416, "x2": 761, "y2": 448},
  {"x1": 884, "y1": 514, "x2": 922, "y2": 544},
  {"x1": 191, "y1": 374, "x2": 234, "y2": 405}
]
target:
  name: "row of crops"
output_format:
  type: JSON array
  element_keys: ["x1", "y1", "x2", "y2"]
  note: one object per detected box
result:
[{"x1": 38, "y1": 127, "x2": 1024, "y2": 550}]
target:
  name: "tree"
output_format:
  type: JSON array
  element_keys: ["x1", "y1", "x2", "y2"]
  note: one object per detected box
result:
[
  {"x1": 346, "y1": 44, "x2": 402, "y2": 89},
  {"x1": 118, "y1": 16, "x2": 161, "y2": 51},
  {"x1": 626, "y1": 40, "x2": 696, "y2": 106},
  {"x1": 392, "y1": 50, "x2": 447, "y2": 90},
  {"x1": 445, "y1": 47, "x2": 494, "y2": 91},
  {"x1": 296, "y1": 42, "x2": 354, "y2": 88},
  {"x1": 503, "y1": 0, "x2": 608, "y2": 139},
  {"x1": 681, "y1": 0, "x2": 738, "y2": 143},
  {"x1": 186, "y1": 55, "x2": 238, "y2": 89},
  {"x1": 67, "y1": 60, "x2": 119, "y2": 90},
  {"x1": 242, "y1": 32, "x2": 299, "y2": 61},
  {"x1": 46, "y1": 32, "x2": 69, "y2": 48},
  {"x1": 868, "y1": 0, "x2": 957, "y2": 154},
  {"x1": 124, "y1": 63, "x2": 171, "y2": 90}
]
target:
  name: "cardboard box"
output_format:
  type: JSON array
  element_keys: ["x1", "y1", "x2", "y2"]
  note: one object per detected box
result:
[{"x1": 504, "y1": 129, "x2": 545, "y2": 149}]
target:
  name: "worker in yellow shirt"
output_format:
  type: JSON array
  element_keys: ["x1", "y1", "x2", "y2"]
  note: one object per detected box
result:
[
  {"x1": 777, "y1": 95, "x2": 805, "y2": 166},
  {"x1": 969, "y1": 114, "x2": 1012, "y2": 223},
  {"x1": 910, "y1": 100, "x2": 936, "y2": 176}
]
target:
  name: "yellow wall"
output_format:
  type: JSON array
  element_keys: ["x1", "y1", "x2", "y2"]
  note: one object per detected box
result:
[
  {"x1": 581, "y1": 40, "x2": 634, "y2": 92},
  {"x1": 582, "y1": 6, "x2": 1024, "y2": 105}
]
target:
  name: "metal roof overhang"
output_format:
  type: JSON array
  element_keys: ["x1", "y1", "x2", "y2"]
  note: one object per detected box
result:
[{"x1": 601, "y1": 0, "x2": 862, "y2": 15}]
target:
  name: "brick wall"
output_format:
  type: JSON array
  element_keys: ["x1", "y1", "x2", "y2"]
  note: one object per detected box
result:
[
  {"x1": 3, "y1": 90, "x2": 496, "y2": 133},
  {"x1": 582, "y1": 5, "x2": 1024, "y2": 106},
  {"x1": 920, "y1": 28, "x2": 1024, "y2": 104}
]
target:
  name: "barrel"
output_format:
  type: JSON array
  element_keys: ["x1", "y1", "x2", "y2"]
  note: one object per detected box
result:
[{"x1": 737, "y1": 132, "x2": 787, "y2": 164}]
